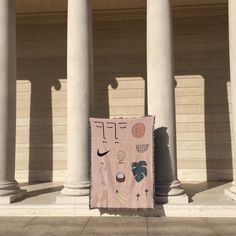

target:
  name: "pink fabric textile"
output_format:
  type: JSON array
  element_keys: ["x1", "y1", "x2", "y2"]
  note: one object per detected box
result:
[{"x1": 90, "y1": 116, "x2": 155, "y2": 209}]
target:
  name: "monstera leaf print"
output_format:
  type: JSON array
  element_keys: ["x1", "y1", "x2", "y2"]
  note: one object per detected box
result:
[{"x1": 132, "y1": 161, "x2": 147, "y2": 182}]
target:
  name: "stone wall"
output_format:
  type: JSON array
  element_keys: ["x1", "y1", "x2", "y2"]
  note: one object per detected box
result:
[{"x1": 15, "y1": 3, "x2": 232, "y2": 182}]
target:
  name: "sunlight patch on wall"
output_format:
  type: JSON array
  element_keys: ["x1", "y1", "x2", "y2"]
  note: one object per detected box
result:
[
  {"x1": 108, "y1": 76, "x2": 145, "y2": 118},
  {"x1": 175, "y1": 75, "x2": 207, "y2": 181}
]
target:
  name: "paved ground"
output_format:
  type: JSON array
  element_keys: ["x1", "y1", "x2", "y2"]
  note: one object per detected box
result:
[{"x1": 0, "y1": 217, "x2": 236, "y2": 236}]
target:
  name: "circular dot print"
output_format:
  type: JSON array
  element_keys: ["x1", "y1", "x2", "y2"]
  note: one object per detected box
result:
[{"x1": 132, "y1": 123, "x2": 145, "y2": 138}]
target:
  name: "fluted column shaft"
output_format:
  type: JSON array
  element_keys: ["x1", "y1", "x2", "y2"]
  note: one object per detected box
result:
[
  {"x1": 147, "y1": 0, "x2": 184, "y2": 196},
  {"x1": 0, "y1": 0, "x2": 21, "y2": 196},
  {"x1": 61, "y1": 0, "x2": 94, "y2": 196},
  {"x1": 226, "y1": 0, "x2": 236, "y2": 199}
]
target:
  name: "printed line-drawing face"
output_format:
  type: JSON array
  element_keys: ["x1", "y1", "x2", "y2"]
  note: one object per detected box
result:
[
  {"x1": 91, "y1": 116, "x2": 154, "y2": 209},
  {"x1": 94, "y1": 121, "x2": 127, "y2": 144}
]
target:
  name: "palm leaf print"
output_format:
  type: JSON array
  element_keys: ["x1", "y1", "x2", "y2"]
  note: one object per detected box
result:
[{"x1": 132, "y1": 161, "x2": 147, "y2": 182}]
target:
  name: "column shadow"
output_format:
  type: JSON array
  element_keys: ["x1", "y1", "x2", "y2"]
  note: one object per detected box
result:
[
  {"x1": 16, "y1": 22, "x2": 66, "y2": 184},
  {"x1": 153, "y1": 127, "x2": 174, "y2": 195},
  {"x1": 92, "y1": 18, "x2": 147, "y2": 118},
  {"x1": 183, "y1": 181, "x2": 227, "y2": 202},
  {"x1": 174, "y1": 71, "x2": 232, "y2": 182},
  {"x1": 93, "y1": 72, "x2": 147, "y2": 118},
  {"x1": 28, "y1": 78, "x2": 61, "y2": 182},
  {"x1": 17, "y1": 57, "x2": 63, "y2": 183},
  {"x1": 94, "y1": 75, "x2": 118, "y2": 118},
  {"x1": 204, "y1": 73, "x2": 232, "y2": 181},
  {"x1": 173, "y1": 8, "x2": 232, "y2": 183}
]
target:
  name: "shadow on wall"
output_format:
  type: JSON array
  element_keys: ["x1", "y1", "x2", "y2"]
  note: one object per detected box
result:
[
  {"x1": 16, "y1": 22, "x2": 67, "y2": 183},
  {"x1": 94, "y1": 75, "x2": 118, "y2": 118},
  {"x1": 154, "y1": 127, "x2": 174, "y2": 195},
  {"x1": 173, "y1": 10, "x2": 233, "y2": 181},
  {"x1": 175, "y1": 71, "x2": 232, "y2": 181},
  {"x1": 28, "y1": 77, "x2": 61, "y2": 182},
  {"x1": 92, "y1": 18, "x2": 147, "y2": 118},
  {"x1": 93, "y1": 73, "x2": 147, "y2": 119},
  {"x1": 204, "y1": 73, "x2": 232, "y2": 181},
  {"x1": 17, "y1": 57, "x2": 64, "y2": 182}
]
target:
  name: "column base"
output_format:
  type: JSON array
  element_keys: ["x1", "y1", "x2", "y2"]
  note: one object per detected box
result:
[
  {"x1": 155, "y1": 193, "x2": 189, "y2": 204},
  {"x1": 225, "y1": 189, "x2": 236, "y2": 201},
  {"x1": 0, "y1": 181, "x2": 22, "y2": 196},
  {"x1": 156, "y1": 179, "x2": 185, "y2": 196},
  {"x1": 155, "y1": 180, "x2": 189, "y2": 204},
  {"x1": 56, "y1": 194, "x2": 89, "y2": 206},
  {"x1": 60, "y1": 181, "x2": 90, "y2": 196},
  {"x1": 0, "y1": 190, "x2": 27, "y2": 204},
  {"x1": 225, "y1": 182, "x2": 236, "y2": 201}
]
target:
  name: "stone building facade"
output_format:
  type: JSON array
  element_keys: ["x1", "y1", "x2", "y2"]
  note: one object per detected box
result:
[{"x1": 0, "y1": 0, "x2": 235, "y2": 204}]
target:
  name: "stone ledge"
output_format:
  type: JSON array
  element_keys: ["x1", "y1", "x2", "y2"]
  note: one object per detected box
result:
[
  {"x1": 225, "y1": 189, "x2": 236, "y2": 201},
  {"x1": 155, "y1": 193, "x2": 189, "y2": 205},
  {"x1": 56, "y1": 194, "x2": 89, "y2": 206},
  {"x1": 0, "y1": 190, "x2": 27, "y2": 204},
  {"x1": 1, "y1": 204, "x2": 236, "y2": 217},
  {"x1": 56, "y1": 194, "x2": 189, "y2": 206}
]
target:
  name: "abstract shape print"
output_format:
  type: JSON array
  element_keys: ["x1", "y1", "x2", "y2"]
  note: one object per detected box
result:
[
  {"x1": 136, "y1": 144, "x2": 149, "y2": 153},
  {"x1": 132, "y1": 123, "x2": 145, "y2": 138},
  {"x1": 90, "y1": 116, "x2": 154, "y2": 209},
  {"x1": 116, "y1": 171, "x2": 126, "y2": 183}
]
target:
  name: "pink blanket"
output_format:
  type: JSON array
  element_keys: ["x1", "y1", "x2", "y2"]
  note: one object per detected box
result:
[{"x1": 90, "y1": 116, "x2": 155, "y2": 209}]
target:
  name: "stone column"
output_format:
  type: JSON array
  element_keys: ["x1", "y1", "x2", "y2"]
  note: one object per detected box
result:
[
  {"x1": 225, "y1": 0, "x2": 236, "y2": 201},
  {"x1": 147, "y1": 0, "x2": 188, "y2": 203},
  {"x1": 0, "y1": 0, "x2": 26, "y2": 204},
  {"x1": 59, "y1": 0, "x2": 94, "y2": 199}
]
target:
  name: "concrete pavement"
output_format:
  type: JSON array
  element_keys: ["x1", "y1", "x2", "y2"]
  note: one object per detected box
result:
[{"x1": 0, "y1": 217, "x2": 236, "y2": 236}]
